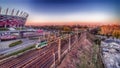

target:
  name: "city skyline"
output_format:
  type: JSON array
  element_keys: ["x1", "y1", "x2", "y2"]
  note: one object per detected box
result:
[{"x1": 0, "y1": 0, "x2": 119, "y2": 25}]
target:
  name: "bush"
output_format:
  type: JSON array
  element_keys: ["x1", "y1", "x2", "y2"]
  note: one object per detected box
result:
[
  {"x1": 0, "y1": 28, "x2": 9, "y2": 31},
  {"x1": 9, "y1": 40, "x2": 22, "y2": 47},
  {"x1": 94, "y1": 39, "x2": 101, "y2": 45},
  {"x1": 16, "y1": 28, "x2": 25, "y2": 30}
]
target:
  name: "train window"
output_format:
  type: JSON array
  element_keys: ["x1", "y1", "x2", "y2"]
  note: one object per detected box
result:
[
  {"x1": 41, "y1": 40, "x2": 46, "y2": 42},
  {"x1": 41, "y1": 40, "x2": 44, "y2": 42}
]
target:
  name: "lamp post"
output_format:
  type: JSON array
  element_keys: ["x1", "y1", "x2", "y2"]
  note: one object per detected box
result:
[
  {"x1": 0, "y1": 34, "x2": 1, "y2": 42},
  {"x1": 68, "y1": 34, "x2": 71, "y2": 51},
  {"x1": 52, "y1": 49, "x2": 56, "y2": 68},
  {"x1": 75, "y1": 25, "x2": 79, "y2": 43},
  {"x1": 58, "y1": 37, "x2": 61, "y2": 62},
  {"x1": 0, "y1": 7, "x2": 1, "y2": 14}
]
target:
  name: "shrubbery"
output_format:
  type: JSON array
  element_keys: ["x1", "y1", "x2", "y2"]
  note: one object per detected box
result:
[
  {"x1": 94, "y1": 39, "x2": 101, "y2": 45},
  {"x1": 9, "y1": 40, "x2": 22, "y2": 47},
  {"x1": 0, "y1": 28, "x2": 9, "y2": 31},
  {"x1": 15, "y1": 28, "x2": 25, "y2": 30}
]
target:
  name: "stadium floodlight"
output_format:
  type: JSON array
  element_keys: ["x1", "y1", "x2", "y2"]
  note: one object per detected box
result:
[
  {"x1": 6, "y1": 8, "x2": 9, "y2": 15},
  {"x1": 16, "y1": 10, "x2": 20, "y2": 16},
  {"x1": 11, "y1": 9, "x2": 15, "y2": 15}
]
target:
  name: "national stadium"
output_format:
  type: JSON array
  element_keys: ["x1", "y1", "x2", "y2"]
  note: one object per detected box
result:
[{"x1": 0, "y1": 7, "x2": 29, "y2": 28}]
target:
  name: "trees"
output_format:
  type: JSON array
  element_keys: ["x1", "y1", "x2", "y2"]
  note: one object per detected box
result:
[
  {"x1": 100, "y1": 25, "x2": 120, "y2": 38},
  {"x1": 112, "y1": 30, "x2": 120, "y2": 38},
  {"x1": 63, "y1": 26, "x2": 71, "y2": 34}
]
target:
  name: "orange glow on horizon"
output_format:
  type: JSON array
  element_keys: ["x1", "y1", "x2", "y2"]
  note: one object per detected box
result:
[{"x1": 25, "y1": 21, "x2": 119, "y2": 26}]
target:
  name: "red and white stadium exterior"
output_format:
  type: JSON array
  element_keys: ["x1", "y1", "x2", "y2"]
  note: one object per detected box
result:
[{"x1": 0, "y1": 7, "x2": 29, "y2": 28}]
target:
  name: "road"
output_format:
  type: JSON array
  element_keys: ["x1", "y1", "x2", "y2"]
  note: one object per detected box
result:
[
  {"x1": 0, "y1": 39, "x2": 36, "y2": 55},
  {"x1": 0, "y1": 39, "x2": 20, "y2": 51}
]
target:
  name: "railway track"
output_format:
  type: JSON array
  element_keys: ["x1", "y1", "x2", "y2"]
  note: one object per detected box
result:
[
  {"x1": 0, "y1": 35, "x2": 77, "y2": 68},
  {"x1": 22, "y1": 43, "x2": 58, "y2": 68},
  {"x1": 0, "y1": 43, "x2": 54, "y2": 67}
]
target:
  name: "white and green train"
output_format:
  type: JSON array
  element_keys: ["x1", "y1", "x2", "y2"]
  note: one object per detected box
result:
[{"x1": 35, "y1": 40, "x2": 48, "y2": 49}]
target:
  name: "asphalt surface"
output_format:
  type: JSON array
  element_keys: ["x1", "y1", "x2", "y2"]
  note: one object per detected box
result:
[
  {"x1": 0, "y1": 40, "x2": 20, "y2": 51},
  {"x1": 0, "y1": 39, "x2": 36, "y2": 55}
]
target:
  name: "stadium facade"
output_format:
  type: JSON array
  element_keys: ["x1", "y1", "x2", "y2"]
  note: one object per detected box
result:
[{"x1": 0, "y1": 7, "x2": 29, "y2": 28}]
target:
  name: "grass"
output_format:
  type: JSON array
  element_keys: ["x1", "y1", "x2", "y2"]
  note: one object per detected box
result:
[
  {"x1": 76, "y1": 43, "x2": 104, "y2": 68},
  {"x1": 92, "y1": 44, "x2": 99, "y2": 68},
  {"x1": 9, "y1": 40, "x2": 23, "y2": 47},
  {"x1": 15, "y1": 28, "x2": 25, "y2": 30},
  {"x1": 9, "y1": 45, "x2": 35, "y2": 56}
]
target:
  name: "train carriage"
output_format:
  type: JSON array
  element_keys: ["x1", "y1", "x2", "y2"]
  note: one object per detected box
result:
[{"x1": 36, "y1": 40, "x2": 48, "y2": 49}]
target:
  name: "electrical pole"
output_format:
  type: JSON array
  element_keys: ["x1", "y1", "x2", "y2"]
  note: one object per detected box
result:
[
  {"x1": 68, "y1": 34, "x2": 71, "y2": 51},
  {"x1": 58, "y1": 37, "x2": 61, "y2": 62}
]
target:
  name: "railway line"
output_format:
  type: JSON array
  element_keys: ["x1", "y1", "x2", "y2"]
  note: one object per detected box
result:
[
  {"x1": 0, "y1": 34, "x2": 77, "y2": 68},
  {"x1": 22, "y1": 43, "x2": 58, "y2": 68}
]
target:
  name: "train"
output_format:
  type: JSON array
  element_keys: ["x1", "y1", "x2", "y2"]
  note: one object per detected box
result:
[{"x1": 35, "y1": 40, "x2": 48, "y2": 49}]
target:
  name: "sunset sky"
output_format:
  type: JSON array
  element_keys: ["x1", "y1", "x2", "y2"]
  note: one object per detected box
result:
[{"x1": 0, "y1": 0, "x2": 119, "y2": 25}]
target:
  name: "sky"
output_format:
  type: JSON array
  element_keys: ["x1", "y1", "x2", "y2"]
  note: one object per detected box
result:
[{"x1": 0, "y1": 0, "x2": 120, "y2": 25}]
